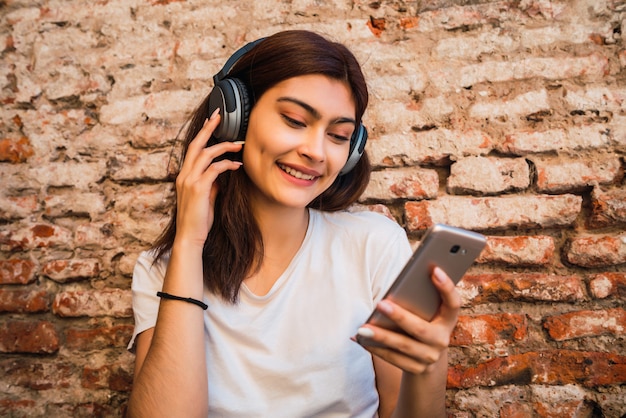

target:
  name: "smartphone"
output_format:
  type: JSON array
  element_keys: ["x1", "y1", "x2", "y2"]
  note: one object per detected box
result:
[{"x1": 358, "y1": 224, "x2": 486, "y2": 344}]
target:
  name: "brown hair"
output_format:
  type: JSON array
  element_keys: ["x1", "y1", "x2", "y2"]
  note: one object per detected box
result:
[{"x1": 153, "y1": 30, "x2": 371, "y2": 302}]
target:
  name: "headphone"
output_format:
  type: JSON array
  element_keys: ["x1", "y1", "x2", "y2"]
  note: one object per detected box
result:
[{"x1": 207, "y1": 38, "x2": 368, "y2": 175}]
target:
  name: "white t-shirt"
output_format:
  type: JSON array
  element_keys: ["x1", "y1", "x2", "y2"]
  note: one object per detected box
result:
[{"x1": 129, "y1": 209, "x2": 412, "y2": 417}]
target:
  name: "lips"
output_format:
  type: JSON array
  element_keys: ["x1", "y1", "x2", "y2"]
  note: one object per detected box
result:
[{"x1": 277, "y1": 163, "x2": 318, "y2": 181}]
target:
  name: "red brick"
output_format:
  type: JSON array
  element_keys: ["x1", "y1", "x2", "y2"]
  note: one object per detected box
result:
[
  {"x1": 82, "y1": 362, "x2": 133, "y2": 391},
  {"x1": 566, "y1": 233, "x2": 626, "y2": 267},
  {"x1": 447, "y1": 157, "x2": 530, "y2": 195},
  {"x1": 65, "y1": 324, "x2": 134, "y2": 350},
  {"x1": 533, "y1": 399, "x2": 601, "y2": 418},
  {"x1": 0, "y1": 136, "x2": 34, "y2": 163},
  {"x1": 543, "y1": 308, "x2": 626, "y2": 341},
  {"x1": 477, "y1": 235, "x2": 555, "y2": 266},
  {"x1": 451, "y1": 313, "x2": 528, "y2": 346},
  {"x1": 589, "y1": 272, "x2": 626, "y2": 299},
  {"x1": 0, "y1": 400, "x2": 38, "y2": 418},
  {"x1": 0, "y1": 320, "x2": 59, "y2": 354},
  {"x1": 41, "y1": 258, "x2": 100, "y2": 283},
  {"x1": 589, "y1": 187, "x2": 626, "y2": 228},
  {"x1": 458, "y1": 273, "x2": 586, "y2": 305},
  {"x1": 0, "y1": 358, "x2": 73, "y2": 390},
  {"x1": 0, "y1": 259, "x2": 36, "y2": 285},
  {"x1": 53, "y1": 289, "x2": 132, "y2": 318},
  {"x1": 500, "y1": 402, "x2": 533, "y2": 418},
  {"x1": 0, "y1": 289, "x2": 50, "y2": 313},
  {"x1": 448, "y1": 350, "x2": 626, "y2": 389}
]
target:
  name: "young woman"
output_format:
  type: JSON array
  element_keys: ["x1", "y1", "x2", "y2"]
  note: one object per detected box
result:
[{"x1": 127, "y1": 30, "x2": 461, "y2": 417}]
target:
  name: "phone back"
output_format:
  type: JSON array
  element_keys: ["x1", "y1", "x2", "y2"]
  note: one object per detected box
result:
[{"x1": 368, "y1": 224, "x2": 486, "y2": 330}]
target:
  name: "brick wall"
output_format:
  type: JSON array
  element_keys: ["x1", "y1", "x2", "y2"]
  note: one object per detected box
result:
[{"x1": 1, "y1": 0, "x2": 624, "y2": 417}]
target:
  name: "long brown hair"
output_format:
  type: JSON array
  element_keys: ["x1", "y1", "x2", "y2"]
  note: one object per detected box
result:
[{"x1": 153, "y1": 30, "x2": 371, "y2": 302}]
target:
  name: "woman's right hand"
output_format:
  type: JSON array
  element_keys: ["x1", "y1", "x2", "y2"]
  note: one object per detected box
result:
[{"x1": 174, "y1": 109, "x2": 243, "y2": 249}]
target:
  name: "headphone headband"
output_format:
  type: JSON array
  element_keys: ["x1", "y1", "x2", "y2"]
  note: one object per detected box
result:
[{"x1": 213, "y1": 38, "x2": 266, "y2": 84}]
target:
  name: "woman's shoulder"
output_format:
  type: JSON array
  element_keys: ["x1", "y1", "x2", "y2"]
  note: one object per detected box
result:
[{"x1": 312, "y1": 207, "x2": 406, "y2": 239}]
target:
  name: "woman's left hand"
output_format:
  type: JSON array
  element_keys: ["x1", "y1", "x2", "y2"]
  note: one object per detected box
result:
[{"x1": 358, "y1": 267, "x2": 461, "y2": 374}]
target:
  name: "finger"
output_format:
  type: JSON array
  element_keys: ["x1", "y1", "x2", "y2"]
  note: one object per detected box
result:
[
  {"x1": 368, "y1": 300, "x2": 451, "y2": 349},
  {"x1": 185, "y1": 109, "x2": 222, "y2": 160},
  {"x1": 431, "y1": 267, "x2": 462, "y2": 324},
  {"x1": 179, "y1": 141, "x2": 244, "y2": 187},
  {"x1": 359, "y1": 328, "x2": 441, "y2": 373}
]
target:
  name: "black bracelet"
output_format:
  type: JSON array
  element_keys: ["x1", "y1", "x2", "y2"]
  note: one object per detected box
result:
[{"x1": 156, "y1": 291, "x2": 208, "y2": 310}]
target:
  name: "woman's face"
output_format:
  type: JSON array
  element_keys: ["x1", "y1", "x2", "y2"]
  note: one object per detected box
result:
[{"x1": 242, "y1": 74, "x2": 356, "y2": 210}]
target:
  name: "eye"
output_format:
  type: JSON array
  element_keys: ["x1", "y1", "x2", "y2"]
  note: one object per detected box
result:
[
  {"x1": 328, "y1": 133, "x2": 350, "y2": 142},
  {"x1": 281, "y1": 114, "x2": 306, "y2": 128}
]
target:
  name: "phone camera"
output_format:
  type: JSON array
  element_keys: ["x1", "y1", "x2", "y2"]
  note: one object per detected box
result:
[{"x1": 450, "y1": 245, "x2": 465, "y2": 254}]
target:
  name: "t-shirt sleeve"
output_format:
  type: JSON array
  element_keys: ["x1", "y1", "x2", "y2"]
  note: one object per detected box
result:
[
  {"x1": 369, "y1": 218, "x2": 413, "y2": 304},
  {"x1": 127, "y1": 250, "x2": 167, "y2": 351}
]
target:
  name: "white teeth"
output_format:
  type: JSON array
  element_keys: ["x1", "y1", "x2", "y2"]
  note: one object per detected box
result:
[{"x1": 278, "y1": 164, "x2": 316, "y2": 180}]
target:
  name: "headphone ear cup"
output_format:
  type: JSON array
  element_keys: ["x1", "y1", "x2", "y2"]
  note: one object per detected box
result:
[
  {"x1": 340, "y1": 123, "x2": 367, "y2": 175},
  {"x1": 207, "y1": 78, "x2": 251, "y2": 142}
]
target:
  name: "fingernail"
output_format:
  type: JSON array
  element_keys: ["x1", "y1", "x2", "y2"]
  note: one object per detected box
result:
[
  {"x1": 377, "y1": 300, "x2": 393, "y2": 314},
  {"x1": 210, "y1": 108, "x2": 220, "y2": 120},
  {"x1": 357, "y1": 327, "x2": 375, "y2": 339},
  {"x1": 433, "y1": 267, "x2": 446, "y2": 283},
  {"x1": 232, "y1": 141, "x2": 245, "y2": 145}
]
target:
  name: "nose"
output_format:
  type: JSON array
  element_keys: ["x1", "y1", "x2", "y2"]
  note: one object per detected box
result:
[{"x1": 298, "y1": 128, "x2": 326, "y2": 163}]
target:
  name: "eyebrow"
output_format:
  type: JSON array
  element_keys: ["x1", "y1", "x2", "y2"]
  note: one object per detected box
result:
[{"x1": 277, "y1": 97, "x2": 356, "y2": 126}]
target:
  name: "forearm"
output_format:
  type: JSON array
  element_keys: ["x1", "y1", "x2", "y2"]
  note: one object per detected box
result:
[
  {"x1": 127, "y1": 243, "x2": 208, "y2": 417},
  {"x1": 391, "y1": 349, "x2": 449, "y2": 418}
]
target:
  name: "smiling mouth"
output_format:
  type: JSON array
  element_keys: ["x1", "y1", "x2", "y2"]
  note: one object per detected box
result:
[{"x1": 277, "y1": 163, "x2": 317, "y2": 181}]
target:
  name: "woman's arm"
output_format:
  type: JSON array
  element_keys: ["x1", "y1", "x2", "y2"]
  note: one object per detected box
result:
[
  {"x1": 368, "y1": 267, "x2": 461, "y2": 418},
  {"x1": 126, "y1": 111, "x2": 243, "y2": 417},
  {"x1": 126, "y1": 243, "x2": 209, "y2": 417}
]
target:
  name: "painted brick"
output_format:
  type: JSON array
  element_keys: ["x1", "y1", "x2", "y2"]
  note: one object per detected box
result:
[
  {"x1": 477, "y1": 235, "x2": 555, "y2": 266},
  {"x1": 52, "y1": 289, "x2": 132, "y2": 318},
  {"x1": 41, "y1": 258, "x2": 100, "y2": 283},
  {"x1": 73, "y1": 222, "x2": 119, "y2": 250},
  {"x1": 448, "y1": 386, "x2": 530, "y2": 418},
  {"x1": 0, "y1": 259, "x2": 36, "y2": 285},
  {"x1": 564, "y1": 87, "x2": 626, "y2": 114},
  {"x1": 532, "y1": 155, "x2": 622, "y2": 193},
  {"x1": 543, "y1": 308, "x2": 626, "y2": 341},
  {"x1": 447, "y1": 157, "x2": 530, "y2": 195},
  {"x1": 405, "y1": 194, "x2": 582, "y2": 231},
  {"x1": 566, "y1": 233, "x2": 626, "y2": 267},
  {"x1": 0, "y1": 289, "x2": 50, "y2": 313},
  {"x1": 433, "y1": 54, "x2": 608, "y2": 91},
  {"x1": 363, "y1": 167, "x2": 439, "y2": 200},
  {"x1": 499, "y1": 125, "x2": 611, "y2": 155},
  {"x1": 0, "y1": 223, "x2": 73, "y2": 251},
  {"x1": 99, "y1": 90, "x2": 203, "y2": 125},
  {"x1": 0, "y1": 320, "x2": 59, "y2": 354},
  {"x1": 458, "y1": 273, "x2": 586, "y2": 305},
  {"x1": 589, "y1": 186, "x2": 626, "y2": 228},
  {"x1": 469, "y1": 90, "x2": 550, "y2": 120},
  {"x1": 29, "y1": 162, "x2": 106, "y2": 190},
  {"x1": 44, "y1": 192, "x2": 106, "y2": 220},
  {"x1": 589, "y1": 272, "x2": 626, "y2": 299},
  {"x1": 368, "y1": 129, "x2": 493, "y2": 167},
  {"x1": 108, "y1": 150, "x2": 171, "y2": 181},
  {"x1": 113, "y1": 183, "x2": 174, "y2": 216},
  {"x1": 448, "y1": 350, "x2": 626, "y2": 389},
  {"x1": 0, "y1": 194, "x2": 39, "y2": 220},
  {"x1": 451, "y1": 313, "x2": 528, "y2": 347}
]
